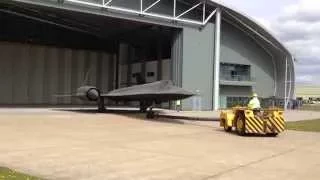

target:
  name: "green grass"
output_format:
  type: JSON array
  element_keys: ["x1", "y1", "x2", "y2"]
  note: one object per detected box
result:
[
  {"x1": 287, "y1": 119, "x2": 320, "y2": 132},
  {"x1": 0, "y1": 167, "x2": 42, "y2": 180}
]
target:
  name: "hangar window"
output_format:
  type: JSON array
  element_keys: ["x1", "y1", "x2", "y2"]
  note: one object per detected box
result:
[
  {"x1": 132, "y1": 73, "x2": 140, "y2": 78},
  {"x1": 220, "y1": 63, "x2": 251, "y2": 81},
  {"x1": 226, "y1": 97, "x2": 249, "y2": 107},
  {"x1": 147, "y1": 72, "x2": 155, "y2": 77},
  {"x1": 226, "y1": 97, "x2": 285, "y2": 108}
]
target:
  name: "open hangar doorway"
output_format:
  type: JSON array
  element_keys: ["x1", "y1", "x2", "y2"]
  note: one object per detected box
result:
[
  {"x1": 116, "y1": 27, "x2": 179, "y2": 109},
  {"x1": 0, "y1": 1, "x2": 180, "y2": 107},
  {"x1": 117, "y1": 27, "x2": 175, "y2": 89}
]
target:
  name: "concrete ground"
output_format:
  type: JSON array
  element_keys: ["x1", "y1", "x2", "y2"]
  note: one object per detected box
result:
[{"x1": 0, "y1": 109, "x2": 319, "y2": 180}]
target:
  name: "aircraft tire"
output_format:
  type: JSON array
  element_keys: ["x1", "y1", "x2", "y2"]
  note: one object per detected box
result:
[{"x1": 146, "y1": 111, "x2": 155, "y2": 119}]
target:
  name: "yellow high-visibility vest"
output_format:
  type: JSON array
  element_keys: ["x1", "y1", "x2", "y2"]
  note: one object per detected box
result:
[{"x1": 248, "y1": 97, "x2": 261, "y2": 109}]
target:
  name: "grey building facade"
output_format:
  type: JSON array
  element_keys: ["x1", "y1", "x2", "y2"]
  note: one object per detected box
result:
[{"x1": 0, "y1": 0, "x2": 295, "y2": 110}]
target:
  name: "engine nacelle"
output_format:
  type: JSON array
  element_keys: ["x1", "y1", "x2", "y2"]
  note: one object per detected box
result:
[{"x1": 76, "y1": 86, "x2": 100, "y2": 101}]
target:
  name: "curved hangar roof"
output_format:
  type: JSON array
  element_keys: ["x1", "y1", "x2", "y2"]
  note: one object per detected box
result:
[
  {"x1": 208, "y1": 0, "x2": 293, "y2": 59},
  {"x1": 4, "y1": 0, "x2": 293, "y2": 59}
]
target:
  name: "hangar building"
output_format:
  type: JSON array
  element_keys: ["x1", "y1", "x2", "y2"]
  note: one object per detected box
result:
[{"x1": 0, "y1": 0, "x2": 295, "y2": 110}]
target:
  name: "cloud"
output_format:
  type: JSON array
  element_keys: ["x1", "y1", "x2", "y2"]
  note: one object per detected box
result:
[
  {"x1": 295, "y1": 63, "x2": 320, "y2": 74},
  {"x1": 219, "y1": 0, "x2": 319, "y2": 84},
  {"x1": 269, "y1": 0, "x2": 320, "y2": 84},
  {"x1": 283, "y1": 0, "x2": 320, "y2": 18},
  {"x1": 296, "y1": 75, "x2": 314, "y2": 84}
]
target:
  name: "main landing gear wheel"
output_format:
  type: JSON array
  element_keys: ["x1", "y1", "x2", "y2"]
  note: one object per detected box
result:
[
  {"x1": 236, "y1": 116, "x2": 246, "y2": 136},
  {"x1": 146, "y1": 111, "x2": 155, "y2": 119}
]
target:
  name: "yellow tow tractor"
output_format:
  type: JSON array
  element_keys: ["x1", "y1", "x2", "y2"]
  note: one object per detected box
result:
[{"x1": 220, "y1": 107, "x2": 285, "y2": 136}]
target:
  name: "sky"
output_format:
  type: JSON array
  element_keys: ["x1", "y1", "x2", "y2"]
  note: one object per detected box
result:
[{"x1": 216, "y1": 0, "x2": 320, "y2": 85}]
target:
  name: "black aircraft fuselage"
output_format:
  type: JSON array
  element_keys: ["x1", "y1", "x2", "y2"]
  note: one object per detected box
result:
[{"x1": 57, "y1": 80, "x2": 194, "y2": 118}]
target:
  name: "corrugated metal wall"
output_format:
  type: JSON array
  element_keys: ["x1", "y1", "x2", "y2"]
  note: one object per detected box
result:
[
  {"x1": 0, "y1": 41, "x2": 115, "y2": 105},
  {"x1": 220, "y1": 22, "x2": 274, "y2": 98},
  {"x1": 171, "y1": 29, "x2": 183, "y2": 87}
]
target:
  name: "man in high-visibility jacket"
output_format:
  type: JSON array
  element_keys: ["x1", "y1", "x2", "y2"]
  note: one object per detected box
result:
[
  {"x1": 176, "y1": 100, "x2": 181, "y2": 112},
  {"x1": 248, "y1": 93, "x2": 261, "y2": 110}
]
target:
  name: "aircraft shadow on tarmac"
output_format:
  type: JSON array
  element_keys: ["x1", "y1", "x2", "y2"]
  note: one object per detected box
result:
[
  {"x1": 53, "y1": 108, "x2": 282, "y2": 137},
  {"x1": 53, "y1": 108, "x2": 186, "y2": 125}
]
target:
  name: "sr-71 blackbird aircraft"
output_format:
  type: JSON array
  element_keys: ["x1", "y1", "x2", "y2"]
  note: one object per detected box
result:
[{"x1": 56, "y1": 80, "x2": 194, "y2": 118}]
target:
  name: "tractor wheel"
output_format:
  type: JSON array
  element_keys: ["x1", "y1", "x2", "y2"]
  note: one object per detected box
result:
[
  {"x1": 223, "y1": 120, "x2": 232, "y2": 132},
  {"x1": 236, "y1": 116, "x2": 246, "y2": 136},
  {"x1": 268, "y1": 133, "x2": 278, "y2": 137}
]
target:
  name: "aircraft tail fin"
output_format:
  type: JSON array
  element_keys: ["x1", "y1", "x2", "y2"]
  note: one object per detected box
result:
[{"x1": 81, "y1": 65, "x2": 93, "y2": 86}]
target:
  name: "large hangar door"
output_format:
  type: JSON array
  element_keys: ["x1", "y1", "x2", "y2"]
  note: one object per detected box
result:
[
  {"x1": 181, "y1": 24, "x2": 215, "y2": 111},
  {"x1": 0, "y1": 0, "x2": 182, "y2": 107},
  {"x1": 0, "y1": 42, "x2": 114, "y2": 105}
]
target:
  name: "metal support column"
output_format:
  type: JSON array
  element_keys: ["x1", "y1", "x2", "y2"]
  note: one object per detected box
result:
[
  {"x1": 290, "y1": 55, "x2": 295, "y2": 99},
  {"x1": 141, "y1": 48, "x2": 147, "y2": 82},
  {"x1": 213, "y1": 8, "x2": 221, "y2": 110},
  {"x1": 284, "y1": 56, "x2": 288, "y2": 110},
  {"x1": 288, "y1": 57, "x2": 292, "y2": 104},
  {"x1": 115, "y1": 42, "x2": 120, "y2": 89},
  {"x1": 157, "y1": 39, "x2": 162, "y2": 81},
  {"x1": 127, "y1": 45, "x2": 133, "y2": 87},
  {"x1": 173, "y1": 0, "x2": 176, "y2": 18}
]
